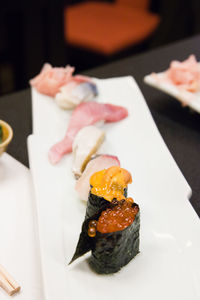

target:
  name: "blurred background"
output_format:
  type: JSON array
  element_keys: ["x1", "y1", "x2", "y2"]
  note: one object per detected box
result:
[{"x1": 0, "y1": 0, "x2": 200, "y2": 96}]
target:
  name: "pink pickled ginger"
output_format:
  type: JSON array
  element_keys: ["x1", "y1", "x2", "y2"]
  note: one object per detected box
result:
[
  {"x1": 167, "y1": 55, "x2": 200, "y2": 92},
  {"x1": 30, "y1": 63, "x2": 94, "y2": 97}
]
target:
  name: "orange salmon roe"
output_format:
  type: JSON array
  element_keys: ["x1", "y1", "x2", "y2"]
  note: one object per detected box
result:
[{"x1": 97, "y1": 200, "x2": 139, "y2": 234}]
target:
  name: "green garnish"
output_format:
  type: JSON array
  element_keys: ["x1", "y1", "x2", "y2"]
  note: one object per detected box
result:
[{"x1": 0, "y1": 124, "x2": 3, "y2": 143}]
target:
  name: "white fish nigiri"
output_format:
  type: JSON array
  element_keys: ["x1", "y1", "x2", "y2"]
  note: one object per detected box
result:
[
  {"x1": 75, "y1": 154, "x2": 120, "y2": 201},
  {"x1": 72, "y1": 126, "x2": 105, "y2": 178},
  {"x1": 55, "y1": 81, "x2": 98, "y2": 110}
]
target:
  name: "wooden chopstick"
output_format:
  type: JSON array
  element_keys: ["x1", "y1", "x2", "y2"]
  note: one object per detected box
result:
[{"x1": 0, "y1": 264, "x2": 20, "y2": 296}]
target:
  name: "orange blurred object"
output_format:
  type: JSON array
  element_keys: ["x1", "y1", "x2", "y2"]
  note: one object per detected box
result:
[{"x1": 64, "y1": 0, "x2": 160, "y2": 56}]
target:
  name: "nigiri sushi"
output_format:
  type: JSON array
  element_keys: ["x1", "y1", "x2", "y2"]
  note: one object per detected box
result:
[
  {"x1": 55, "y1": 82, "x2": 98, "y2": 110},
  {"x1": 75, "y1": 154, "x2": 120, "y2": 201},
  {"x1": 72, "y1": 126, "x2": 105, "y2": 178},
  {"x1": 70, "y1": 198, "x2": 140, "y2": 274},
  {"x1": 48, "y1": 102, "x2": 128, "y2": 164}
]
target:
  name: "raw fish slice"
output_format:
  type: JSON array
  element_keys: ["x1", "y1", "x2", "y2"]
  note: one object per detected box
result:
[
  {"x1": 73, "y1": 82, "x2": 98, "y2": 101},
  {"x1": 30, "y1": 64, "x2": 75, "y2": 97},
  {"x1": 75, "y1": 155, "x2": 120, "y2": 201},
  {"x1": 72, "y1": 126, "x2": 105, "y2": 178},
  {"x1": 55, "y1": 82, "x2": 98, "y2": 110},
  {"x1": 55, "y1": 82, "x2": 80, "y2": 110},
  {"x1": 48, "y1": 102, "x2": 128, "y2": 164}
]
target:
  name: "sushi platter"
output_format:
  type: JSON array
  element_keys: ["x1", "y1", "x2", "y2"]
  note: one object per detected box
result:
[{"x1": 28, "y1": 75, "x2": 200, "y2": 300}]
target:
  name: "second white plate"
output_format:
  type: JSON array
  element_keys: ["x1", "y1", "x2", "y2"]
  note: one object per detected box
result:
[{"x1": 144, "y1": 72, "x2": 200, "y2": 112}]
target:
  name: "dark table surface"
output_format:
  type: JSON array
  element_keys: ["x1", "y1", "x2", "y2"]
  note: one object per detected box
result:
[{"x1": 0, "y1": 35, "x2": 200, "y2": 217}]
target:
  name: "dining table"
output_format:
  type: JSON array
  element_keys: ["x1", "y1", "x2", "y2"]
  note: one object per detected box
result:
[
  {"x1": 0, "y1": 33, "x2": 200, "y2": 222},
  {"x1": 0, "y1": 34, "x2": 200, "y2": 300}
]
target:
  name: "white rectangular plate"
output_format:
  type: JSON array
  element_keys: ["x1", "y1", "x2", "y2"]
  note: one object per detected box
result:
[
  {"x1": 0, "y1": 153, "x2": 43, "y2": 300},
  {"x1": 144, "y1": 72, "x2": 200, "y2": 112},
  {"x1": 28, "y1": 77, "x2": 200, "y2": 300}
]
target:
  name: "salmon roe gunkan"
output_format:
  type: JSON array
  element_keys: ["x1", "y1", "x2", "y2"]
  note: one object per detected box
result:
[{"x1": 97, "y1": 198, "x2": 139, "y2": 234}]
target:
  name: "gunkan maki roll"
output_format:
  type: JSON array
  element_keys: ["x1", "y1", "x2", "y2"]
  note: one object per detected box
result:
[
  {"x1": 86, "y1": 166, "x2": 132, "y2": 218},
  {"x1": 70, "y1": 198, "x2": 140, "y2": 274}
]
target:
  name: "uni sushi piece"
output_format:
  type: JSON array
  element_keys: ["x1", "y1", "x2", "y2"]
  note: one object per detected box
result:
[
  {"x1": 86, "y1": 166, "x2": 132, "y2": 218},
  {"x1": 72, "y1": 126, "x2": 105, "y2": 178},
  {"x1": 55, "y1": 81, "x2": 98, "y2": 110},
  {"x1": 70, "y1": 198, "x2": 140, "y2": 274},
  {"x1": 75, "y1": 154, "x2": 120, "y2": 202}
]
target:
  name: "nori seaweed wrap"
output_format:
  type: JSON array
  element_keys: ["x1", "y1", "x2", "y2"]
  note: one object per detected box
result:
[
  {"x1": 70, "y1": 200, "x2": 140, "y2": 274},
  {"x1": 86, "y1": 166, "x2": 131, "y2": 219},
  {"x1": 85, "y1": 189, "x2": 127, "y2": 219}
]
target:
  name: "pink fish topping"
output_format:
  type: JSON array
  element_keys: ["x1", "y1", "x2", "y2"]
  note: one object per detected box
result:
[
  {"x1": 48, "y1": 102, "x2": 128, "y2": 164},
  {"x1": 75, "y1": 155, "x2": 120, "y2": 201},
  {"x1": 29, "y1": 63, "x2": 94, "y2": 97},
  {"x1": 167, "y1": 55, "x2": 200, "y2": 92}
]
